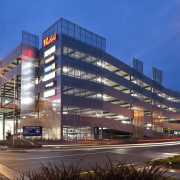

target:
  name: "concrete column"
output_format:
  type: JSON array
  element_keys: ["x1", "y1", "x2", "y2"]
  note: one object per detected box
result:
[{"x1": 3, "y1": 114, "x2": 5, "y2": 140}]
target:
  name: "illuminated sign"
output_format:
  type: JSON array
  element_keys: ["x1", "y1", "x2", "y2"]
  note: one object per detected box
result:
[
  {"x1": 44, "y1": 63, "x2": 56, "y2": 74},
  {"x1": 45, "y1": 81, "x2": 56, "y2": 89},
  {"x1": 44, "y1": 89, "x2": 56, "y2": 98},
  {"x1": 44, "y1": 33, "x2": 57, "y2": 47},
  {"x1": 43, "y1": 71, "x2": 55, "y2": 82},
  {"x1": 23, "y1": 126, "x2": 42, "y2": 136},
  {"x1": 45, "y1": 55, "x2": 56, "y2": 64},
  {"x1": 44, "y1": 45, "x2": 56, "y2": 58}
]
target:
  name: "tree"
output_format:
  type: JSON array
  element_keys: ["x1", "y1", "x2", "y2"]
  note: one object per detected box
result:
[{"x1": 6, "y1": 130, "x2": 12, "y2": 140}]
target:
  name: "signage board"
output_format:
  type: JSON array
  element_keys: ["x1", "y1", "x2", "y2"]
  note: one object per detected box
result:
[
  {"x1": 44, "y1": 63, "x2": 56, "y2": 74},
  {"x1": 44, "y1": 45, "x2": 56, "y2": 58},
  {"x1": 44, "y1": 89, "x2": 56, "y2": 98},
  {"x1": 43, "y1": 71, "x2": 55, "y2": 82},
  {"x1": 45, "y1": 81, "x2": 56, "y2": 89},
  {"x1": 44, "y1": 33, "x2": 57, "y2": 47},
  {"x1": 45, "y1": 55, "x2": 56, "y2": 64},
  {"x1": 23, "y1": 126, "x2": 42, "y2": 136}
]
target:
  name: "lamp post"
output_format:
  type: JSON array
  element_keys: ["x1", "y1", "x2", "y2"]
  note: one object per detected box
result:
[{"x1": 13, "y1": 75, "x2": 16, "y2": 148}]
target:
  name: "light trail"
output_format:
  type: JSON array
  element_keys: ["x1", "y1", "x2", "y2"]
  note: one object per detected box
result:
[{"x1": 17, "y1": 141, "x2": 180, "y2": 161}]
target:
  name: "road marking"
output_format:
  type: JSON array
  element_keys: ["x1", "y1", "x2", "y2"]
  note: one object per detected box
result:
[
  {"x1": 0, "y1": 164, "x2": 29, "y2": 180},
  {"x1": 80, "y1": 163, "x2": 134, "y2": 175},
  {"x1": 43, "y1": 144, "x2": 91, "y2": 147},
  {"x1": 124, "y1": 163, "x2": 134, "y2": 167},
  {"x1": 81, "y1": 170, "x2": 94, "y2": 175},
  {"x1": 162, "y1": 153, "x2": 179, "y2": 156},
  {"x1": 151, "y1": 158, "x2": 159, "y2": 162}
]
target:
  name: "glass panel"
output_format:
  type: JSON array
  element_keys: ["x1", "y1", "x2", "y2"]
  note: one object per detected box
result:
[
  {"x1": 86, "y1": 31, "x2": 91, "y2": 39},
  {"x1": 69, "y1": 23, "x2": 74, "y2": 31},
  {"x1": 69, "y1": 30, "x2": 74, "y2": 38},
  {"x1": 75, "y1": 25, "x2": 80, "y2": 34},
  {"x1": 62, "y1": 26, "x2": 68, "y2": 35},
  {"x1": 62, "y1": 20, "x2": 68, "y2": 28},
  {"x1": 75, "y1": 33, "x2": 80, "y2": 40},
  {"x1": 81, "y1": 28, "x2": 85, "y2": 36}
]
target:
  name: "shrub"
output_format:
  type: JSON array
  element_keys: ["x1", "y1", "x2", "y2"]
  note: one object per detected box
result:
[
  {"x1": 0, "y1": 138, "x2": 41, "y2": 148},
  {"x1": 18, "y1": 156, "x2": 177, "y2": 180},
  {"x1": 6, "y1": 130, "x2": 12, "y2": 140}
]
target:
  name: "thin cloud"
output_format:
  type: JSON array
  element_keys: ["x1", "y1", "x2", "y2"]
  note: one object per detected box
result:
[{"x1": 135, "y1": 27, "x2": 180, "y2": 58}]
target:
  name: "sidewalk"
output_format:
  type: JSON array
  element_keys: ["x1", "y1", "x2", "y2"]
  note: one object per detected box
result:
[{"x1": 0, "y1": 173, "x2": 9, "y2": 180}]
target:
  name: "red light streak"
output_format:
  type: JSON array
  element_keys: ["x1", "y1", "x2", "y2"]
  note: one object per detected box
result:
[{"x1": 136, "y1": 138, "x2": 180, "y2": 143}]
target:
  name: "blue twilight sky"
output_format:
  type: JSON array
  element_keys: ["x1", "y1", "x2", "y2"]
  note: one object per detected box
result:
[{"x1": 0, "y1": 0, "x2": 180, "y2": 91}]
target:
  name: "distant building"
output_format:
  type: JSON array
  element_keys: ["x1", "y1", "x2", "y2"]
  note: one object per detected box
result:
[{"x1": 0, "y1": 18, "x2": 180, "y2": 140}]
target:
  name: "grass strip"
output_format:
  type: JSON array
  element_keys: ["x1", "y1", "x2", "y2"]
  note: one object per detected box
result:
[{"x1": 152, "y1": 155, "x2": 180, "y2": 169}]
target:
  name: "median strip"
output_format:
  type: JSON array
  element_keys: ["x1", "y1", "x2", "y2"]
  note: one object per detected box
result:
[{"x1": 0, "y1": 164, "x2": 29, "y2": 180}]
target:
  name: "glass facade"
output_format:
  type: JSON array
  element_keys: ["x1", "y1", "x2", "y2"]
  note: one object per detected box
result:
[
  {"x1": 20, "y1": 32, "x2": 39, "y2": 137},
  {"x1": 133, "y1": 58, "x2": 144, "y2": 138},
  {"x1": 42, "y1": 18, "x2": 106, "y2": 51},
  {"x1": 61, "y1": 33, "x2": 104, "y2": 140},
  {"x1": 40, "y1": 18, "x2": 105, "y2": 140}
]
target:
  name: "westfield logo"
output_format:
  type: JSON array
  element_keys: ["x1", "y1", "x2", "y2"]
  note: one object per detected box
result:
[{"x1": 44, "y1": 33, "x2": 57, "y2": 47}]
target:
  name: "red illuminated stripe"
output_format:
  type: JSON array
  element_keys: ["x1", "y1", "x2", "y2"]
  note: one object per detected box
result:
[{"x1": 136, "y1": 138, "x2": 180, "y2": 143}]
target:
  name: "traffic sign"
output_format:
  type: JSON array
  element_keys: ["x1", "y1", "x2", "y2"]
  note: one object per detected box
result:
[{"x1": 23, "y1": 126, "x2": 42, "y2": 136}]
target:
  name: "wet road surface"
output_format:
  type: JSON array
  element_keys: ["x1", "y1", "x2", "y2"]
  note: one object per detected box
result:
[{"x1": 0, "y1": 141, "x2": 179, "y2": 179}]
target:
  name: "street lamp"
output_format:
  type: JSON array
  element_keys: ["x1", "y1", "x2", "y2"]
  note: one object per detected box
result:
[{"x1": 13, "y1": 75, "x2": 16, "y2": 148}]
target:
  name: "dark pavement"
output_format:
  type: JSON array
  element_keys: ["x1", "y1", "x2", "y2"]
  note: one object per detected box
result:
[{"x1": 0, "y1": 141, "x2": 179, "y2": 179}]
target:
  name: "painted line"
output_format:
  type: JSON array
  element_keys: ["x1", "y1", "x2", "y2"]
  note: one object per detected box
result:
[
  {"x1": 151, "y1": 158, "x2": 159, "y2": 162},
  {"x1": 82, "y1": 165, "x2": 180, "y2": 177},
  {"x1": 43, "y1": 144, "x2": 92, "y2": 147},
  {"x1": 0, "y1": 164, "x2": 29, "y2": 180},
  {"x1": 124, "y1": 163, "x2": 134, "y2": 167},
  {"x1": 162, "y1": 153, "x2": 179, "y2": 156},
  {"x1": 81, "y1": 170, "x2": 94, "y2": 175},
  {"x1": 6, "y1": 149, "x2": 48, "y2": 152},
  {"x1": 81, "y1": 163, "x2": 134, "y2": 175}
]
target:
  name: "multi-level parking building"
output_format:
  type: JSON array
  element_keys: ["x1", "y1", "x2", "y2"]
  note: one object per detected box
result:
[{"x1": 0, "y1": 18, "x2": 180, "y2": 140}]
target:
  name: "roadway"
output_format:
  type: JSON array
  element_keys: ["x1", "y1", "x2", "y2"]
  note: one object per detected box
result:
[{"x1": 0, "y1": 141, "x2": 179, "y2": 179}]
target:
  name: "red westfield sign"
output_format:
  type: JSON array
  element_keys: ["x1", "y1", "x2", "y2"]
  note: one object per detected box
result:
[{"x1": 44, "y1": 33, "x2": 57, "y2": 47}]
